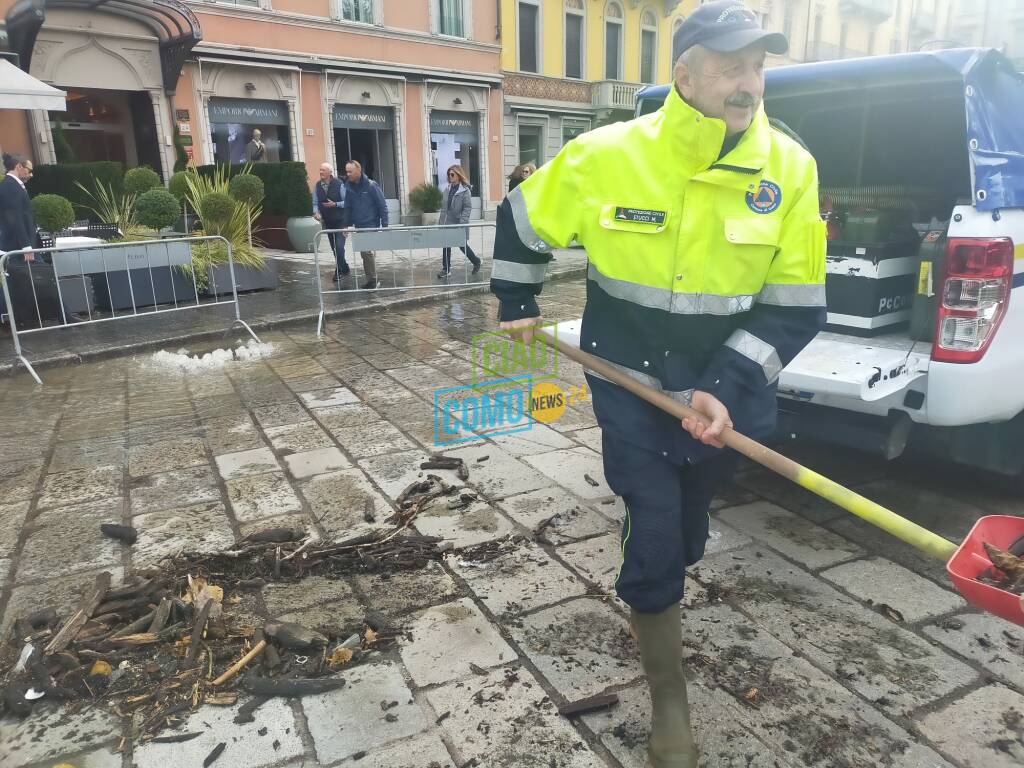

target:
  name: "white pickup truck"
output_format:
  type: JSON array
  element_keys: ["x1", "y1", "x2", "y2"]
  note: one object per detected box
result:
[{"x1": 621, "y1": 49, "x2": 1024, "y2": 482}]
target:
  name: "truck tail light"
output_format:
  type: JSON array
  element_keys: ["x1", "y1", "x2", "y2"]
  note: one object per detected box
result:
[{"x1": 932, "y1": 238, "x2": 1014, "y2": 363}]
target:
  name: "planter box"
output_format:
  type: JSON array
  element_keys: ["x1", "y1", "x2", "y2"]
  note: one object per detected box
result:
[
  {"x1": 205, "y1": 261, "x2": 279, "y2": 296},
  {"x1": 256, "y1": 213, "x2": 291, "y2": 250},
  {"x1": 91, "y1": 266, "x2": 199, "y2": 312}
]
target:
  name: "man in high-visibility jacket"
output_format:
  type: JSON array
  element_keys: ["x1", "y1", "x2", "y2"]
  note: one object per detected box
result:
[{"x1": 490, "y1": 3, "x2": 825, "y2": 766}]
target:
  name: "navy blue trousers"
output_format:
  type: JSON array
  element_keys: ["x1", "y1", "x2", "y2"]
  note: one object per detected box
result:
[
  {"x1": 326, "y1": 230, "x2": 348, "y2": 273},
  {"x1": 602, "y1": 431, "x2": 738, "y2": 614}
]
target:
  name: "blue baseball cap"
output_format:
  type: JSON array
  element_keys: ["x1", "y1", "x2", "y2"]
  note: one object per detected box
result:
[{"x1": 673, "y1": 1, "x2": 788, "y2": 57}]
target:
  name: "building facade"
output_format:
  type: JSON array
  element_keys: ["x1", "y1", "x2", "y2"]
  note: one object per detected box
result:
[
  {"x1": 0, "y1": 0, "x2": 505, "y2": 220},
  {"x1": 499, "y1": 0, "x2": 690, "y2": 181},
  {"x1": 752, "y1": 0, "x2": 1023, "y2": 67}
]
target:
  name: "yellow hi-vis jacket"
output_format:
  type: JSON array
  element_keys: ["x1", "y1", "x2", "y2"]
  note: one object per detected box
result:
[{"x1": 490, "y1": 86, "x2": 827, "y2": 462}]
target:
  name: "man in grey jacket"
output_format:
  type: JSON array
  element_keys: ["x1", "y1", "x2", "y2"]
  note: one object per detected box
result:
[{"x1": 437, "y1": 165, "x2": 481, "y2": 279}]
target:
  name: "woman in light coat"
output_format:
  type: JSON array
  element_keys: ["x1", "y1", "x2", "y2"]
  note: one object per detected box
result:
[{"x1": 437, "y1": 164, "x2": 481, "y2": 278}]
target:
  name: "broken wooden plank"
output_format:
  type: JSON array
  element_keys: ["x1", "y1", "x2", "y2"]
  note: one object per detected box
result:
[
  {"x1": 45, "y1": 571, "x2": 112, "y2": 655},
  {"x1": 185, "y1": 601, "x2": 212, "y2": 664},
  {"x1": 557, "y1": 692, "x2": 619, "y2": 718},
  {"x1": 241, "y1": 677, "x2": 346, "y2": 697}
]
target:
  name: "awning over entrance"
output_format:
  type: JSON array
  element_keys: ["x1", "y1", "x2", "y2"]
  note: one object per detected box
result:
[
  {"x1": 4, "y1": 0, "x2": 202, "y2": 95},
  {"x1": 0, "y1": 58, "x2": 65, "y2": 110}
]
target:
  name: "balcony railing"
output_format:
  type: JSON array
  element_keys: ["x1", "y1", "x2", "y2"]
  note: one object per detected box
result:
[
  {"x1": 838, "y1": 0, "x2": 895, "y2": 22},
  {"x1": 593, "y1": 80, "x2": 642, "y2": 111}
]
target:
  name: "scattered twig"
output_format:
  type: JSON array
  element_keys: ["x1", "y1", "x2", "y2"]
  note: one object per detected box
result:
[
  {"x1": 46, "y1": 572, "x2": 112, "y2": 654},
  {"x1": 557, "y1": 692, "x2": 619, "y2": 718},
  {"x1": 211, "y1": 640, "x2": 267, "y2": 687}
]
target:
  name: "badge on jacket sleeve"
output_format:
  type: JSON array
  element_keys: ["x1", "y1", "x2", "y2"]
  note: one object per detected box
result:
[
  {"x1": 746, "y1": 181, "x2": 782, "y2": 214},
  {"x1": 614, "y1": 207, "x2": 667, "y2": 225}
]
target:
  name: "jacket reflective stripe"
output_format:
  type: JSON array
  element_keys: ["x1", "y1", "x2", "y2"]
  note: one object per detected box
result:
[
  {"x1": 758, "y1": 283, "x2": 826, "y2": 307},
  {"x1": 724, "y1": 329, "x2": 783, "y2": 383},
  {"x1": 589, "y1": 264, "x2": 755, "y2": 316},
  {"x1": 492, "y1": 259, "x2": 548, "y2": 284},
  {"x1": 588, "y1": 358, "x2": 695, "y2": 405},
  {"x1": 508, "y1": 186, "x2": 551, "y2": 254}
]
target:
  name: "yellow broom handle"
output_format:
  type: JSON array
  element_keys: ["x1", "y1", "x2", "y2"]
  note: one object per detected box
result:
[{"x1": 537, "y1": 330, "x2": 957, "y2": 562}]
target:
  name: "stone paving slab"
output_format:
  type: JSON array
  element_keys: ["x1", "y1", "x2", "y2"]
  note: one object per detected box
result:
[
  {"x1": 37, "y1": 465, "x2": 122, "y2": 510},
  {"x1": 449, "y1": 540, "x2": 586, "y2": 618},
  {"x1": 496, "y1": 488, "x2": 618, "y2": 545},
  {"x1": 691, "y1": 546, "x2": 979, "y2": 716},
  {"x1": 265, "y1": 421, "x2": 335, "y2": 453},
  {"x1": 447, "y1": 445, "x2": 555, "y2": 500},
  {"x1": 215, "y1": 447, "x2": 280, "y2": 479},
  {"x1": 226, "y1": 468, "x2": 301, "y2": 524},
  {"x1": 133, "y1": 697, "x2": 304, "y2": 768},
  {"x1": 300, "y1": 468, "x2": 393, "y2": 541},
  {"x1": 303, "y1": 663, "x2": 429, "y2": 763},
  {"x1": 0, "y1": 461, "x2": 42, "y2": 504},
  {"x1": 331, "y1": 421, "x2": 416, "y2": 458},
  {"x1": 353, "y1": 565, "x2": 462, "y2": 620},
  {"x1": 132, "y1": 501, "x2": 236, "y2": 567},
  {"x1": 918, "y1": 684, "x2": 1024, "y2": 767},
  {"x1": 18, "y1": 498, "x2": 125, "y2": 582},
  {"x1": 128, "y1": 465, "x2": 220, "y2": 516},
  {"x1": 581, "y1": 680, "x2": 801, "y2": 768},
  {"x1": 683, "y1": 602, "x2": 954, "y2": 768},
  {"x1": 334, "y1": 730, "x2": 456, "y2": 767},
  {"x1": 284, "y1": 446, "x2": 351, "y2": 479},
  {"x1": 821, "y1": 556, "x2": 965, "y2": 623},
  {"x1": 127, "y1": 436, "x2": 207, "y2": 478},
  {"x1": 509, "y1": 598, "x2": 641, "y2": 702},
  {"x1": 48, "y1": 437, "x2": 126, "y2": 473},
  {"x1": 358, "y1": 449, "x2": 462, "y2": 502},
  {"x1": 524, "y1": 447, "x2": 609, "y2": 500},
  {"x1": 425, "y1": 664, "x2": 607, "y2": 768},
  {"x1": 0, "y1": 700, "x2": 121, "y2": 767},
  {"x1": 400, "y1": 598, "x2": 517, "y2": 687},
  {"x1": 0, "y1": 501, "x2": 29, "y2": 558},
  {"x1": 413, "y1": 498, "x2": 518, "y2": 549},
  {"x1": 715, "y1": 500, "x2": 865, "y2": 570},
  {"x1": 923, "y1": 612, "x2": 1024, "y2": 691}
]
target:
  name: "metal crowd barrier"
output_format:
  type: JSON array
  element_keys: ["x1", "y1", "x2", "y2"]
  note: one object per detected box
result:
[
  {"x1": 0, "y1": 235, "x2": 260, "y2": 384},
  {"x1": 313, "y1": 222, "x2": 495, "y2": 336}
]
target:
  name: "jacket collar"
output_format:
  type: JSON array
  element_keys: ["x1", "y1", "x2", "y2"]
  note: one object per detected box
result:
[{"x1": 661, "y1": 85, "x2": 771, "y2": 190}]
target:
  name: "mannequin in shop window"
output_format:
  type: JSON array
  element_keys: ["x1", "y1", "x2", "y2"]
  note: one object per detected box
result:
[{"x1": 245, "y1": 129, "x2": 267, "y2": 163}]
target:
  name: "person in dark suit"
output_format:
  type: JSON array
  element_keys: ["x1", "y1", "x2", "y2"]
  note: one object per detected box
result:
[
  {"x1": 312, "y1": 162, "x2": 349, "y2": 281},
  {"x1": 0, "y1": 153, "x2": 37, "y2": 263}
]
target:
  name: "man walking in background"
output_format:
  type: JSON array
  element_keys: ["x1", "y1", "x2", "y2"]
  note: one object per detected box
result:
[
  {"x1": 313, "y1": 162, "x2": 349, "y2": 282},
  {"x1": 0, "y1": 153, "x2": 36, "y2": 262},
  {"x1": 343, "y1": 160, "x2": 388, "y2": 290}
]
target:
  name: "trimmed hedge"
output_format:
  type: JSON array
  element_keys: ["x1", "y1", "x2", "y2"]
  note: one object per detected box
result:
[
  {"x1": 31, "y1": 194, "x2": 76, "y2": 233},
  {"x1": 28, "y1": 162, "x2": 124, "y2": 219},
  {"x1": 195, "y1": 162, "x2": 310, "y2": 218}
]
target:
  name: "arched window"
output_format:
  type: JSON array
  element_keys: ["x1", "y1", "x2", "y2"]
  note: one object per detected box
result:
[
  {"x1": 565, "y1": 0, "x2": 586, "y2": 79},
  {"x1": 604, "y1": 1, "x2": 624, "y2": 80},
  {"x1": 671, "y1": 16, "x2": 686, "y2": 66},
  {"x1": 640, "y1": 8, "x2": 658, "y2": 84}
]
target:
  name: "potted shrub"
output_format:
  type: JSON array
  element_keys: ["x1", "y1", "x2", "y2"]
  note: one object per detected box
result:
[
  {"x1": 183, "y1": 167, "x2": 274, "y2": 295},
  {"x1": 229, "y1": 173, "x2": 265, "y2": 247},
  {"x1": 136, "y1": 188, "x2": 181, "y2": 233},
  {"x1": 31, "y1": 194, "x2": 75, "y2": 235},
  {"x1": 409, "y1": 182, "x2": 443, "y2": 226},
  {"x1": 168, "y1": 170, "x2": 193, "y2": 233},
  {"x1": 123, "y1": 166, "x2": 162, "y2": 197},
  {"x1": 283, "y1": 167, "x2": 320, "y2": 253}
]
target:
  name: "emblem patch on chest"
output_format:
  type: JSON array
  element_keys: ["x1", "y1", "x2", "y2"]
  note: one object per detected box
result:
[
  {"x1": 746, "y1": 181, "x2": 782, "y2": 214},
  {"x1": 614, "y1": 207, "x2": 667, "y2": 225}
]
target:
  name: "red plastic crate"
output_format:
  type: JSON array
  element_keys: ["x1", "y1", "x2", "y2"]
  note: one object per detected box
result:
[{"x1": 946, "y1": 515, "x2": 1024, "y2": 628}]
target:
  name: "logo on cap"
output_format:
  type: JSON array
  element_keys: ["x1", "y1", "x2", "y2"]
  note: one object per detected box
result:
[
  {"x1": 746, "y1": 180, "x2": 782, "y2": 214},
  {"x1": 717, "y1": 6, "x2": 757, "y2": 24}
]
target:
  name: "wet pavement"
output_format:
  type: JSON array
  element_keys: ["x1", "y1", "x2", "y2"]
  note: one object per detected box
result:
[
  {"x1": 0, "y1": 277, "x2": 1022, "y2": 768},
  {"x1": 0, "y1": 228, "x2": 588, "y2": 378}
]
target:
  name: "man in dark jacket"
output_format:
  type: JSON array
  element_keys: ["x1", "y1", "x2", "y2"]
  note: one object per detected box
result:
[
  {"x1": 343, "y1": 160, "x2": 388, "y2": 290},
  {"x1": 0, "y1": 153, "x2": 37, "y2": 262},
  {"x1": 313, "y1": 162, "x2": 349, "y2": 281}
]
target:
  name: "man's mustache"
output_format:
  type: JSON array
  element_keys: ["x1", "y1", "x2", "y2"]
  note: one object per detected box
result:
[{"x1": 725, "y1": 93, "x2": 758, "y2": 108}]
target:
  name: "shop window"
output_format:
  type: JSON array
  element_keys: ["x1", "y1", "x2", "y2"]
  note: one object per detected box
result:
[
  {"x1": 518, "y1": 1, "x2": 540, "y2": 73},
  {"x1": 438, "y1": 0, "x2": 465, "y2": 37},
  {"x1": 518, "y1": 124, "x2": 543, "y2": 166},
  {"x1": 208, "y1": 98, "x2": 292, "y2": 165},
  {"x1": 604, "y1": 2, "x2": 623, "y2": 80},
  {"x1": 430, "y1": 111, "x2": 480, "y2": 202},
  {"x1": 562, "y1": 121, "x2": 589, "y2": 146},
  {"x1": 640, "y1": 9, "x2": 658, "y2": 84},
  {"x1": 332, "y1": 104, "x2": 398, "y2": 199},
  {"x1": 565, "y1": 0, "x2": 585, "y2": 79}
]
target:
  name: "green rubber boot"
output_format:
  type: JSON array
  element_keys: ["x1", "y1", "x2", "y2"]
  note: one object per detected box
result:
[{"x1": 631, "y1": 605, "x2": 699, "y2": 768}]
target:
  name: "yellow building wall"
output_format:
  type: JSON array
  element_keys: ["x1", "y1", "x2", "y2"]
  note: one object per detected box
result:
[{"x1": 500, "y1": 0, "x2": 694, "y2": 85}]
